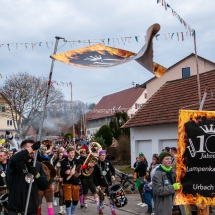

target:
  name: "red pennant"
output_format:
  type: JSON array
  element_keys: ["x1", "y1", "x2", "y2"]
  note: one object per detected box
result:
[{"x1": 181, "y1": 32, "x2": 184, "y2": 41}]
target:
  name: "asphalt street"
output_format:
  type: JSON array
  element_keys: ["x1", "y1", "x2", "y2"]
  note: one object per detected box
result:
[
  {"x1": 41, "y1": 193, "x2": 215, "y2": 215},
  {"x1": 41, "y1": 193, "x2": 148, "y2": 215}
]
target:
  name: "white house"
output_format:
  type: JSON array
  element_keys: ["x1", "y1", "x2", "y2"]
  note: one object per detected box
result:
[{"x1": 123, "y1": 64, "x2": 215, "y2": 165}]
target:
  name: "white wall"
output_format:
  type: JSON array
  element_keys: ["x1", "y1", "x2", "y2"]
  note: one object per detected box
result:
[
  {"x1": 127, "y1": 89, "x2": 147, "y2": 117},
  {"x1": 130, "y1": 123, "x2": 178, "y2": 167},
  {"x1": 147, "y1": 56, "x2": 215, "y2": 99}
]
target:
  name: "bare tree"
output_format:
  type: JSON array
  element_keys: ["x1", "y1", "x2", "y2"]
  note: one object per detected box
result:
[{"x1": 0, "y1": 72, "x2": 64, "y2": 136}]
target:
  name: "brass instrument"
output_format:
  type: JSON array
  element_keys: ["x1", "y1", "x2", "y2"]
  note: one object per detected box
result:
[
  {"x1": 82, "y1": 142, "x2": 102, "y2": 177},
  {"x1": 82, "y1": 154, "x2": 98, "y2": 176},
  {"x1": 41, "y1": 140, "x2": 53, "y2": 154},
  {"x1": 89, "y1": 142, "x2": 102, "y2": 156},
  {"x1": 53, "y1": 159, "x2": 64, "y2": 195},
  {"x1": 41, "y1": 161, "x2": 56, "y2": 181}
]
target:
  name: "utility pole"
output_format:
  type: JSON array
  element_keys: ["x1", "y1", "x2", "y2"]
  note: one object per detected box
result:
[
  {"x1": 83, "y1": 104, "x2": 86, "y2": 136},
  {"x1": 24, "y1": 36, "x2": 64, "y2": 215},
  {"x1": 193, "y1": 31, "x2": 201, "y2": 102},
  {"x1": 71, "y1": 83, "x2": 75, "y2": 138}
]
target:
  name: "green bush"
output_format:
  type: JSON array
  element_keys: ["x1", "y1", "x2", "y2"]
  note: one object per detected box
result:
[
  {"x1": 64, "y1": 132, "x2": 73, "y2": 140},
  {"x1": 94, "y1": 136, "x2": 107, "y2": 149},
  {"x1": 96, "y1": 125, "x2": 113, "y2": 147}
]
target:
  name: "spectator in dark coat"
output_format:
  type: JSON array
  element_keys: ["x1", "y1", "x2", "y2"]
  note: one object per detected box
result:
[
  {"x1": 152, "y1": 152, "x2": 180, "y2": 215},
  {"x1": 133, "y1": 152, "x2": 148, "y2": 207},
  {"x1": 8, "y1": 139, "x2": 49, "y2": 215}
]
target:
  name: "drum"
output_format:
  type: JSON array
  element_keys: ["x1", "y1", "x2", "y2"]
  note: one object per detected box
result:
[
  {"x1": 0, "y1": 192, "x2": 8, "y2": 213},
  {"x1": 108, "y1": 183, "x2": 127, "y2": 208}
]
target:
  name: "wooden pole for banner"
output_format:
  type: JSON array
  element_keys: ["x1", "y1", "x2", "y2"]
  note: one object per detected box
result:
[
  {"x1": 24, "y1": 36, "x2": 64, "y2": 215},
  {"x1": 193, "y1": 31, "x2": 201, "y2": 103}
]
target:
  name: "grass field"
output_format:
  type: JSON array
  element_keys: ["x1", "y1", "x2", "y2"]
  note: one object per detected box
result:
[{"x1": 114, "y1": 165, "x2": 134, "y2": 174}]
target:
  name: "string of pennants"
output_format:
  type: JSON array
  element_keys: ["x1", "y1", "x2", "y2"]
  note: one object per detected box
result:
[
  {"x1": 0, "y1": 102, "x2": 86, "y2": 108},
  {"x1": 0, "y1": 28, "x2": 194, "y2": 52},
  {"x1": 0, "y1": 75, "x2": 73, "y2": 92},
  {"x1": 155, "y1": 31, "x2": 193, "y2": 41},
  {"x1": 157, "y1": 0, "x2": 195, "y2": 35},
  {"x1": 0, "y1": 37, "x2": 141, "y2": 51},
  {"x1": 0, "y1": 103, "x2": 128, "y2": 114}
]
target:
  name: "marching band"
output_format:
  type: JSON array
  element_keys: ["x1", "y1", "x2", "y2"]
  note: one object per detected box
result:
[{"x1": 0, "y1": 133, "x2": 129, "y2": 215}]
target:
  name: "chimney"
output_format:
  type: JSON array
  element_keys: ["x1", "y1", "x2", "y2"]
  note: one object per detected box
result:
[{"x1": 135, "y1": 84, "x2": 140, "y2": 88}]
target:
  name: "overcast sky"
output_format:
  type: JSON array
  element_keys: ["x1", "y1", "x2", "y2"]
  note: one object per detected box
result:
[{"x1": 1, "y1": 0, "x2": 214, "y2": 104}]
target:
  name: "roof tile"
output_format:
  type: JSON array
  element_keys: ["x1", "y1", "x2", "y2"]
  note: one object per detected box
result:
[
  {"x1": 87, "y1": 87, "x2": 145, "y2": 120},
  {"x1": 123, "y1": 70, "x2": 215, "y2": 128}
]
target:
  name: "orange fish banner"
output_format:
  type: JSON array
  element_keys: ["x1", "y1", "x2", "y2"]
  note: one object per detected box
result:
[
  {"x1": 175, "y1": 110, "x2": 215, "y2": 206},
  {"x1": 51, "y1": 23, "x2": 166, "y2": 78}
]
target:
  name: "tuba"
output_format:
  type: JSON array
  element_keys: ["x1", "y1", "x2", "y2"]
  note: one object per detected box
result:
[{"x1": 82, "y1": 142, "x2": 102, "y2": 177}]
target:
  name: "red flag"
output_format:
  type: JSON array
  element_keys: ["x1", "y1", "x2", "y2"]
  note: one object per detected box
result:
[
  {"x1": 181, "y1": 32, "x2": 184, "y2": 41},
  {"x1": 171, "y1": 9, "x2": 174, "y2": 16}
]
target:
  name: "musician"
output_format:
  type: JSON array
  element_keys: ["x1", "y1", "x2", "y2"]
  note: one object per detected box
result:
[
  {"x1": 7, "y1": 140, "x2": 49, "y2": 215},
  {"x1": 5, "y1": 131, "x2": 19, "y2": 150},
  {"x1": 93, "y1": 150, "x2": 116, "y2": 215},
  {"x1": 53, "y1": 152, "x2": 66, "y2": 215},
  {"x1": 37, "y1": 146, "x2": 55, "y2": 215},
  {"x1": 0, "y1": 150, "x2": 9, "y2": 213},
  {"x1": 79, "y1": 149, "x2": 99, "y2": 212},
  {"x1": 60, "y1": 147, "x2": 82, "y2": 215},
  {"x1": 37, "y1": 146, "x2": 50, "y2": 162}
]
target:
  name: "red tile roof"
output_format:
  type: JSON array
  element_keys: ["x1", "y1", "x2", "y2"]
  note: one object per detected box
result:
[
  {"x1": 122, "y1": 70, "x2": 215, "y2": 128},
  {"x1": 86, "y1": 87, "x2": 145, "y2": 120}
]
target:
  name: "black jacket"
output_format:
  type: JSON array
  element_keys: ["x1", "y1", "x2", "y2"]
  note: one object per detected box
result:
[
  {"x1": 93, "y1": 160, "x2": 115, "y2": 187},
  {"x1": 0, "y1": 162, "x2": 9, "y2": 190},
  {"x1": 134, "y1": 160, "x2": 148, "y2": 177},
  {"x1": 8, "y1": 150, "x2": 49, "y2": 214},
  {"x1": 60, "y1": 157, "x2": 81, "y2": 185}
]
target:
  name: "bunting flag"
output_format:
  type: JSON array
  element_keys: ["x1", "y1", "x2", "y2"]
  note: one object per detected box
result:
[
  {"x1": 171, "y1": 33, "x2": 174, "y2": 39},
  {"x1": 0, "y1": 35, "x2": 141, "y2": 51},
  {"x1": 155, "y1": 34, "x2": 160, "y2": 40},
  {"x1": 154, "y1": 31, "x2": 189, "y2": 41},
  {"x1": 0, "y1": 74, "x2": 76, "y2": 89},
  {"x1": 0, "y1": 27, "x2": 193, "y2": 52},
  {"x1": 157, "y1": 0, "x2": 194, "y2": 35}
]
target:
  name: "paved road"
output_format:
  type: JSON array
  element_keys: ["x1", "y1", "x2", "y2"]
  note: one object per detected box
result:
[{"x1": 41, "y1": 193, "x2": 215, "y2": 215}]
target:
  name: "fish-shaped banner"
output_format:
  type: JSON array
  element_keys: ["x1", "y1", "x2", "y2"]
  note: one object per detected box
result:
[{"x1": 51, "y1": 23, "x2": 166, "y2": 77}]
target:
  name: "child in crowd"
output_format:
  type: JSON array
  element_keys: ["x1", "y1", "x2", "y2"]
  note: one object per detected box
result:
[{"x1": 143, "y1": 175, "x2": 153, "y2": 215}]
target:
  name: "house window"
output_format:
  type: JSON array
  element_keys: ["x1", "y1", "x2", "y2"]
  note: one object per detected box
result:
[
  {"x1": 182, "y1": 67, "x2": 190, "y2": 78},
  {"x1": 1, "y1": 106, "x2": 5, "y2": 112},
  {"x1": 7, "y1": 120, "x2": 13, "y2": 126},
  {"x1": 137, "y1": 104, "x2": 142, "y2": 109},
  {"x1": 87, "y1": 130, "x2": 90, "y2": 135}
]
